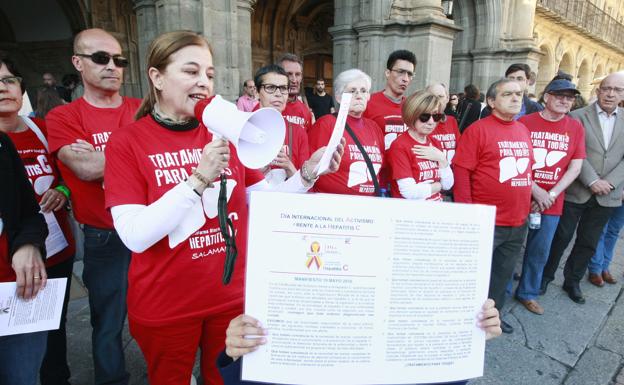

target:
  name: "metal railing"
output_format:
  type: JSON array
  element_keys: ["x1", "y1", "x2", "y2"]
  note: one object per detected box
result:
[{"x1": 537, "y1": 0, "x2": 624, "y2": 49}]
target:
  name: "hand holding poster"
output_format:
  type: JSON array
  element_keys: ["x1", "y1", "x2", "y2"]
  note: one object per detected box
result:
[{"x1": 243, "y1": 192, "x2": 495, "y2": 385}]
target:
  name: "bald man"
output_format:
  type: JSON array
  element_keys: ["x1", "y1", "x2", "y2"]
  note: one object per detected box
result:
[{"x1": 46, "y1": 28, "x2": 141, "y2": 385}]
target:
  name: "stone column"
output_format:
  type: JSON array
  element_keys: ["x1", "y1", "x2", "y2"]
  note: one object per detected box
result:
[
  {"x1": 133, "y1": 0, "x2": 157, "y2": 94},
  {"x1": 236, "y1": 0, "x2": 256, "y2": 92},
  {"x1": 330, "y1": 1, "x2": 460, "y2": 91}
]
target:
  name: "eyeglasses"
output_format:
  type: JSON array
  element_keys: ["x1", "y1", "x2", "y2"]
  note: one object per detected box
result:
[
  {"x1": 0, "y1": 76, "x2": 22, "y2": 86},
  {"x1": 75, "y1": 51, "x2": 129, "y2": 68},
  {"x1": 390, "y1": 68, "x2": 414, "y2": 79},
  {"x1": 418, "y1": 113, "x2": 444, "y2": 123},
  {"x1": 549, "y1": 93, "x2": 576, "y2": 102},
  {"x1": 260, "y1": 84, "x2": 289, "y2": 94},
  {"x1": 599, "y1": 86, "x2": 624, "y2": 94}
]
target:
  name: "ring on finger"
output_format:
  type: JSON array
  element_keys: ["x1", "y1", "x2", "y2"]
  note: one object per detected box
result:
[
  {"x1": 222, "y1": 154, "x2": 227, "y2": 161},
  {"x1": 34, "y1": 276, "x2": 41, "y2": 280}
]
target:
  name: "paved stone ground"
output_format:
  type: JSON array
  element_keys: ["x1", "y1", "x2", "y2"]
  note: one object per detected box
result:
[{"x1": 63, "y1": 235, "x2": 624, "y2": 385}]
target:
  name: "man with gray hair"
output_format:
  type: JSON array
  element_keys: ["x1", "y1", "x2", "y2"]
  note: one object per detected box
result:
[
  {"x1": 278, "y1": 53, "x2": 313, "y2": 132},
  {"x1": 453, "y1": 78, "x2": 533, "y2": 334}
]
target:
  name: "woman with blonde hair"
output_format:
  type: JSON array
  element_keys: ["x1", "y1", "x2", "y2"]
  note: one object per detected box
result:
[
  {"x1": 387, "y1": 90, "x2": 453, "y2": 201},
  {"x1": 104, "y1": 31, "x2": 342, "y2": 385}
]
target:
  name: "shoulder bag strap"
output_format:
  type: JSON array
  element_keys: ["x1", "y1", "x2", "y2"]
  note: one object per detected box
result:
[
  {"x1": 344, "y1": 121, "x2": 381, "y2": 197},
  {"x1": 21, "y1": 116, "x2": 48, "y2": 152}
]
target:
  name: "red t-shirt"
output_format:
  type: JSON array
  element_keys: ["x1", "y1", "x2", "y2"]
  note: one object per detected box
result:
[
  {"x1": 7, "y1": 119, "x2": 75, "y2": 266},
  {"x1": 363, "y1": 91, "x2": 407, "y2": 150},
  {"x1": 519, "y1": 113, "x2": 586, "y2": 216},
  {"x1": 47, "y1": 97, "x2": 142, "y2": 229},
  {"x1": 104, "y1": 116, "x2": 264, "y2": 325},
  {"x1": 308, "y1": 114, "x2": 384, "y2": 196},
  {"x1": 431, "y1": 115, "x2": 461, "y2": 164},
  {"x1": 0, "y1": 230, "x2": 12, "y2": 282},
  {"x1": 388, "y1": 133, "x2": 443, "y2": 201},
  {"x1": 282, "y1": 99, "x2": 313, "y2": 133},
  {"x1": 453, "y1": 115, "x2": 533, "y2": 227}
]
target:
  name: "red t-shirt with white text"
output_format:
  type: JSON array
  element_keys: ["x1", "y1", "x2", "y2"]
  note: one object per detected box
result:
[
  {"x1": 308, "y1": 115, "x2": 384, "y2": 196},
  {"x1": 104, "y1": 116, "x2": 264, "y2": 325},
  {"x1": 282, "y1": 99, "x2": 313, "y2": 133},
  {"x1": 453, "y1": 115, "x2": 533, "y2": 226},
  {"x1": 363, "y1": 91, "x2": 406, "y2": 150},
  {"x1": 47, "y1": 97, "x2": 141, "y2": 228},
  {"x1": 519, "y1": 112, "x2": 586, "y2": 216},
  {"x1": 431, "y1": 115, "x2": 461, "y2": 164},
  {"x1": 8, "y1": 119, "x2": 75, "y2": 266},
  {"x1": 388, "y1": 133, "x2": 443, "y2": 201}
]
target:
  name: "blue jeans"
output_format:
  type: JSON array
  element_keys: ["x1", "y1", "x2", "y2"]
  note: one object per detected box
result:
[
  {"x1": 0, "y1": 331, "x2": 48, "y2": 385},
  {"x1": 82, "y1": 225, "x2": 131, "y2": 385},
  {"x1": 516, "y1": 215, "x2": 560, "y2": 301},
  {"x1": 589, "y1": 204, "x2": 624, "y2": 274}
]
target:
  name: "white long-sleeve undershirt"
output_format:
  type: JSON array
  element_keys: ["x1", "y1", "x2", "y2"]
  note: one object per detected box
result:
[
  {"x1": 111, "y1": 171, "x2": 311, "y2": 253},
  {"x1": 396, "y1": 165, "x2": 454, "y2": 200}
]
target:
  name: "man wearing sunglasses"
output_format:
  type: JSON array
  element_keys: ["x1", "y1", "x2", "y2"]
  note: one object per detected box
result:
[
  {"x1": 542, "y1": 71, "x2": 624, "y2": 304},
  {"x1": 453, "y1": 78, "x2": 534, "y2": 334},
  {"x1": 46, "y1": 28, "x2": 141, "y2": 385},
  {"x1": 514, "y1": 80, "x2": 585, "y2": 315}
]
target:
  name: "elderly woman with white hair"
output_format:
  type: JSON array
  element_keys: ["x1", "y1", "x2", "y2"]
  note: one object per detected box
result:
[{"x1": 307, "y1": 68, "x2": 385, "y2": 196}]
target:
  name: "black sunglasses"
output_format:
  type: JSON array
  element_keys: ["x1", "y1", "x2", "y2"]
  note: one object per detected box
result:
[
  {"x1": 418, "y1": 113, "x2": 444, "y2": 123},
  {"x1": 75, "y1": 51, "x2": 129, "y2": 68}
]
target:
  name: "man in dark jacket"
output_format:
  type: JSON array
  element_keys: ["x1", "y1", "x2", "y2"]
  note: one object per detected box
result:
[{"x1": 480, "y1": 63, "x2": 543, "y2": 120}]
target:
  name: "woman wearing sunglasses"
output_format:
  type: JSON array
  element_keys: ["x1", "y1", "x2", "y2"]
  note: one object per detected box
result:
[
  {"x1": 387, "y1": 91, "x2": 454, "y2": 201},
  {"x1": 103, "y1": 31, "x2": 342, "y2": 385}
]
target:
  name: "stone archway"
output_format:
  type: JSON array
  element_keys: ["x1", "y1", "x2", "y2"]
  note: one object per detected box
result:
[
  {"x1": 0, "y1": 0, "x2": 87, "y2": 103},
  {"x1": 251, "y1": 0, "x2": 334, "y2": 93},
  {"x1": 535, "y1": 43, "x2": 555, "y2": 96},
  {"x1": 558, "y1": 52, "x2": 575, "y2": 79},
  {"x1": 577, "y1": 58, "x2": 592, "y2": 99}
]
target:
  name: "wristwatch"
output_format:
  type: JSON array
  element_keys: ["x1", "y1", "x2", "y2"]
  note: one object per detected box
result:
[{"x1": 548, "y1": 191, "x2": 558, "y2": 199}]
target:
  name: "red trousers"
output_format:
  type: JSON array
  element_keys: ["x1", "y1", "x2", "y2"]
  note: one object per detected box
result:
[{"x1": 129, "y1": 307, "x2": 239, "y2": 385}]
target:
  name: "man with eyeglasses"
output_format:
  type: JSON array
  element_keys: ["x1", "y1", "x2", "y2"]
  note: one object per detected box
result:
[
  {"x1": 236, "y1": 79, "x2": 259, "y2": 112},
  {"x1": 514, "y1": 79, "x2": 585, "y2": 315},
  {"x1": 278, "y1": 53, "x2": 313, "y2": 133},
  {"x1": 453, "y1": 78, "x2": 534, "y2": 334},
  {"x1": 364, "y1": 50, "x2": 416, "y2": 151},
  {"x1": 541, "y1": 71, "x2": 624, "y2": 304},
  {"x1": 46, "y1": 28, "x2": 141, "y2": 385}
]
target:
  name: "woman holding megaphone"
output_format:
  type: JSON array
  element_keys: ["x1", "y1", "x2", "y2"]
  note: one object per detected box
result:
[{"x1": 103, "y1": 30, "x2": 343, "y2": 385}]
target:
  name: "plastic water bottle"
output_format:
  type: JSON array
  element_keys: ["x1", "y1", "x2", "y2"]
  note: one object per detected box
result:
[{"x1": 528, "y1": 211, "x2": 541, "y2": 230}]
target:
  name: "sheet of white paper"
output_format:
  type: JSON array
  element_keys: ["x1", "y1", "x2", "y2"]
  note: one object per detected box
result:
[
  {"x1": 314, "y1": 93, "x2": 352, "y2": 174},
  {"x1": 42, "y1": 212, "x2": 69, "y2": 258},
  {"x1": 0, "y1": 278, "x2": 67, "y2": 336},
  {"x1": 243, "y1": 192, "x2": 495, "y2": 385}
]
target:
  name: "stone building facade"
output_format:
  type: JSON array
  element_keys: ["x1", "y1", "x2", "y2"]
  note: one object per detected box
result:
[{"x1": 0, "y1": 0, "x2": 622, "y2": 103}]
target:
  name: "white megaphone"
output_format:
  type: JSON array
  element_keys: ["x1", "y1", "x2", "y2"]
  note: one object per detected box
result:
[{"x1": 194, "y1": 95, "x2": 285, "y2": 169}]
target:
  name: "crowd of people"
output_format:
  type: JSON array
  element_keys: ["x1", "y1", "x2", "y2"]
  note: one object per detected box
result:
[{"x1": 1, "y1": 26, "x2": 623, "y2": 385}]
